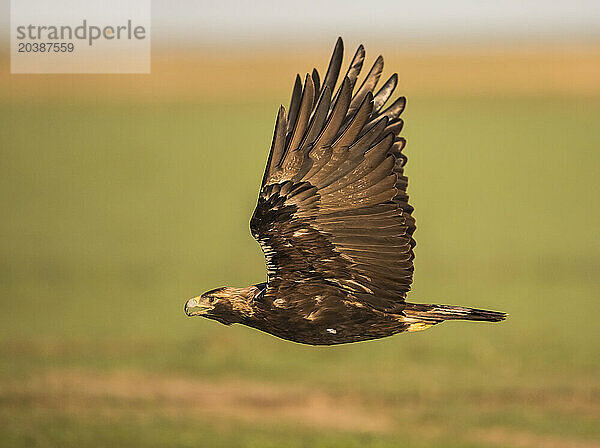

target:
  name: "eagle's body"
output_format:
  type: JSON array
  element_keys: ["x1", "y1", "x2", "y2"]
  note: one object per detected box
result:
[
  {"x1": 197, "y1": 283, "x2": 411, "y2": 345},
  {"x1": 185, "y1": 38, "x2": 506, "y2": 345}
]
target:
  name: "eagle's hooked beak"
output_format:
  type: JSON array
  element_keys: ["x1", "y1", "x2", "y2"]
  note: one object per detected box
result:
[{"x1": 184, "y1": 297, "x2": 214, "y2": 316}]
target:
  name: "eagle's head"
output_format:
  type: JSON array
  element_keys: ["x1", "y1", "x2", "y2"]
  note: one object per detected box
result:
[{"x1": 184, "y1": 286, "x2": 256, "y2": 325}]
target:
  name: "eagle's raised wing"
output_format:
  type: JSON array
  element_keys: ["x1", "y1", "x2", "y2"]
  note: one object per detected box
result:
[{"x1": 250, "y1": 38, "x2": 415, "y2": 313}]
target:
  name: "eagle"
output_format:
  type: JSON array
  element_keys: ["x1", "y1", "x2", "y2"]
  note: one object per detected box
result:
[{"x1": 185, "y1": 38, "x2": 506, "y2": 345}]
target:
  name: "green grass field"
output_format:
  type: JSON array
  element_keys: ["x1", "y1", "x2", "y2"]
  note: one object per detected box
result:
[{"x1": 1, "y1": 94, "x2": 599, "y2": 447}]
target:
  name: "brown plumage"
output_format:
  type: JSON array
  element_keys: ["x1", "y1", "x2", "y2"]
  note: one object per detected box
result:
[{"x1": 185, "y1": 38, "x2": 506, "y2": 345}]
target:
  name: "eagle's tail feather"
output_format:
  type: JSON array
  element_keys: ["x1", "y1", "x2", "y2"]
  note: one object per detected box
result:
[{"x1": 402, "y1": 303, "x2": 507, "y2": 332}]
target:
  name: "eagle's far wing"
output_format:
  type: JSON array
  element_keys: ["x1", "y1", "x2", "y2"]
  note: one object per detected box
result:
[{"x1": 250, "y1": 38, "x2": 415, "y2": 313}]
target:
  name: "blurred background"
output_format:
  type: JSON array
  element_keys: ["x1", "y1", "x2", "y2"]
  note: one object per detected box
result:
[{"x1": 1, "y1": 1, "x2": 600, "y2": 447}]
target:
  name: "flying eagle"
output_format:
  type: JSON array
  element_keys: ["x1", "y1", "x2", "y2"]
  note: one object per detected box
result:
[{"x1": 185, "y1": 38, "x2": 506, "y2": 345}]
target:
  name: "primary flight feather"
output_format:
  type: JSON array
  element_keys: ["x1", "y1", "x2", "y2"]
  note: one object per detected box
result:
[{"x1": 185, "y1": 38, "x2": 506, "y2": 345}]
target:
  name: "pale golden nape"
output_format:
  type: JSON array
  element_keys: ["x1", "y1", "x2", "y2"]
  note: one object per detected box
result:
[{"x1": 185, "y1": 285, "x2": 261, "y2": 325}]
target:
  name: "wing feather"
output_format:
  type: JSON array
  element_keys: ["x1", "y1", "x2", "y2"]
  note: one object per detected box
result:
[
  {"x1": 261, "y1": 106, "x2": 288, "y2": 187},
  {"x1": 301, "y1": 85, "x2": 332, "y2": 150},
  {"x1": 287, "y1": 73, "x2": 315, "y2": 153},
  {"x1": 332, "y1": 92, "x2": 374, "y2": 151},
  {"x1": 348, "y1": 55, "x2": 383, "y2": 116},
  {"x1": 287, "y1": 75, "x2": 303, "y2": 133},
  {"x1": 311, "y1": 77, "x2": 352, "y2": 153},
  {"x1": 344, "y1": 45, "x2": 365, "y2": 88},
  {"x1": 373, "y1": 74, "x2": 398, "y2": 111},
  {"x1": 321, "y1": 37, "x2": 344, "y2": 94},
  {"x1": 311, "y1": 68, "x2": 321, "y2": 100}
]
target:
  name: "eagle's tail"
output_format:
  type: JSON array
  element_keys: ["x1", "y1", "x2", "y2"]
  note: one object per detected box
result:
[{"x1": 402, "y1": 303, "x2": 507, "y2": 332}]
